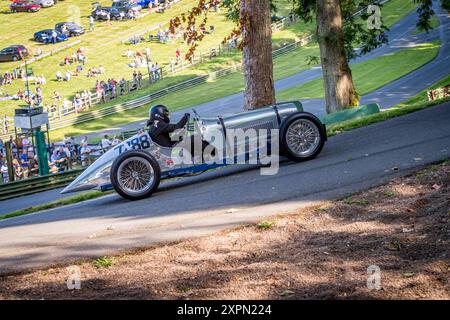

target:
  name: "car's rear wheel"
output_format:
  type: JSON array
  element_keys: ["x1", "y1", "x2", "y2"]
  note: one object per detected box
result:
[
  {"x1": 280, "y1": 113, "x2": 326, "y2": 162},
  {"x1": 110, "y1": 150, "x2": 161, "y2": 201},
  {"x1": 12, "y1": 55, "x2": 18, "y2": 61}
]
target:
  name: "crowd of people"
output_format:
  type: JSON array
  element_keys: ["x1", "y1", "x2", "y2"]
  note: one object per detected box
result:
[{"x1": 0, "y1": 134, "x2": 122, "y2": 183}]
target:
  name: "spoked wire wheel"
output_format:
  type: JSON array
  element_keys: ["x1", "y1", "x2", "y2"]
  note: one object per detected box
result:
[
  {"x1": 280, "y1": 113, "x2": 326, "y2": 162},
  {"x1": 117, "y1": 157, "x2": 155, "y2": 195},
  {"x1": 285, "y1": 119, "x2": 321, "y2": 158},
  {"x1": 111, "y1": 151, "x2": 161, "y2": 200}
]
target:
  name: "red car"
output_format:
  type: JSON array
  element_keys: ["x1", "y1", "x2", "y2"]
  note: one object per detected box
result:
[{"x1": 10, "y1": 1, "x2": 41, "y2": 13}]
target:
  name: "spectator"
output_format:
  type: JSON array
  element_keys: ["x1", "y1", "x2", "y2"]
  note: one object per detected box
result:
[
  {"x1": 38, "y1": 75, "x2": 47, "y2": 85},
  {"x1": 56, "y1": 71, "x2": 63, "y2": 81},
  {"x1": 0, "y1": 156, "x2": 8, "y2": 183},
  {"x1": 175, "y1": 48, "x2": 181, "y2": 62},
  {"x1": 56, "y1": 146, "x2": 69, "y2": 171},
  {"x1": 81, "y1": 135, "x2": 89, "y2": 145},
  {"x1": 119, "y1": 78, "x2": 126, "y2": 95},
  {"x1": 27, "y1": 144, "x2": 35, "y2": 159},
  {"x1": 17, "y1": 89, "x2": 25, "y2": 100},
  {"x1": 12, "y1": 158, "x2": 24, "y2": 180},
  {"x1": 154, "y1": 62, "x2": 160, "y2": 80},
  {"x1": 101, "y1": 135, "x2": 112, "y2": 150},
  {"x1": 10, "y1": 137, "x2": 18, "y2": 158},
  {"x1": 169, "y1": 58, "x2": 175, "y2": 74},
  {"x1": 19, "y1": 149, "x2": 29, "y2": 178},
  {"x1": 111, "y1": 136, "x2": 122, "y2": 146},
  {"x1": 62, "y1": 98, "x2": 71, "y2": 114},
  {"x1": 22, "y1": 136, "x2": 31, "y2": 150},
  {"x1": 65, "y1": 70, "x2": 71, "y2": 81},
  {"x1": 63, "y1": 134, "x2": 70, "y2": 145},
  {"x1": 49, "y1": 149, "x2": 60, "y2": 172},
  {"x1": 137, "y1": 71, "x2": 143, "y2": 87},
  {"x1": 89, "y1": 16, "x2": 94, "y2": 31},
  {"x1": 80, "y1": 143, "x2": 91, "y2": 167},
  {"x1": 52, "y1": 30, "x2": 57, "y2": 44},
  {"x1": 125, "y1": 48, "x2": 133, "y2": 58}
]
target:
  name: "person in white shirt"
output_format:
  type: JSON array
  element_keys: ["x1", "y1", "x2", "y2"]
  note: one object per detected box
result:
[
  {"x1": 22, "y1": 136, "x2": 31, "y2": 149},
  {"x1": 63, "y1": 135, "x2": 70, "y2": 145},
  {"x1": 89, "y1": 16, "x2": 94, "y2": 31},
  {"x1": 80, "y1": 135, "x2": 88, "y2": 145},
  {"x1": 80, "y1": 143, "x2": 91, "y2": 166}
]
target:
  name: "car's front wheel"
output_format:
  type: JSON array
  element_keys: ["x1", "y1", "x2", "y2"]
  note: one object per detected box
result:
[
  {"x1": 110, "y1": 150, "x2": 161, "y2": 200},
  {"x1": 12, "y1": 55, "x2": 19, "y2": 61},
  {"x1": 280, "y1": 113, "x2": 326, "y2": 162}
]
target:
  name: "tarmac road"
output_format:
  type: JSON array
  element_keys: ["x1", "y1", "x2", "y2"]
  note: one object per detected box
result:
[{"x1": 0, "y1": 103, "x2": 449, "y2": 274}]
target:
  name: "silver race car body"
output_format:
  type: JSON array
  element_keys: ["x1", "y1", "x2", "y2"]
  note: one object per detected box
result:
[{"x1": 62, "y1": 101, "x2": 327, "y2": 200}]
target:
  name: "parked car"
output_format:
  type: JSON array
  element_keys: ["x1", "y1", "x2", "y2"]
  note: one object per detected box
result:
[
  {"x1": 111, "y1": 0, "x2": 142, "y2": 13},
  {"x1": 0, "y1": 45, "x2": 29, "y2": 62},
  {"x1": 55, "y1": 22, "x2": 85, "y2": 37},
  {"x1": 91, "y1": 7, "x2": 122, "y2": 20},
  {"x1": 33, "y1": 29, "x2": 68, "y2": 43},
  {"x1": 10, "y1": 1, "x2": 41, "y2": 12},
  {"x1": 62, "y1": 101, "x2": 327, "y2": 200},
  {"x1": 33, "y1": 0, "x2": 55, "y2": 8}
]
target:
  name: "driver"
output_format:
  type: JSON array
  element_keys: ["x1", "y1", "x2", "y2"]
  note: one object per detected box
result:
[{"x1": 147, "y1": 105, "x2": 190, "y2": 147}]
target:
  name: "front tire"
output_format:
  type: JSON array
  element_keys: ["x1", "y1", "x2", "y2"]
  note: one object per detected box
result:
[
  {"x1": 280, "y1": 112, "x2": 326, "y2": 162},
  {"x1": 110, "y1": 150, "x2": 161, "y2": 200}
]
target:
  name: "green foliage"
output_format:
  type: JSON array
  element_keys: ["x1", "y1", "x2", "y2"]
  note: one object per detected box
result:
[
  {"x1": 256, "y1": 220, "x2": 276, "y2": 229},
  {"x1": 92, "y1": 256, "x2": 115, "y2": 268},
  {"x1": 415, "y1": 0, "x2": 435, "y2": 33},
  {"x1": 221, "y1": 0, "x2": 279, "y2": 21},
  {"x1": 442, "y1": 0, "x2": 450, "y2": 10},
  {"x1": 292, "y1": 0, "x2": 434, "y2": 61}
]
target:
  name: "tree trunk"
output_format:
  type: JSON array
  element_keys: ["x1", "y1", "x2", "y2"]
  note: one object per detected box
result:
[
  {"x1": 240, "y1": 0, "x2": 276, "y2": 110},
  {"x1": 316, "y1": 0, "x2": 359, "y2": 114}
]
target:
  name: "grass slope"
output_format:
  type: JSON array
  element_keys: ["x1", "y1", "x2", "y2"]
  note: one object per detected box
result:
[{"x1": 277, "y1": 41, "x2": 441, "y2": 101}]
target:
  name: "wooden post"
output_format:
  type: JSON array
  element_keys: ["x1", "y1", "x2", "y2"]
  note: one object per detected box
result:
[{"x1": 5, "y1": 142, "x2": 14, "y2": 182}]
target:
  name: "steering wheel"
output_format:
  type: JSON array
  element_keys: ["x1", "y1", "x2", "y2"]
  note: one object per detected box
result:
[
  {"x1": 190, "y1": 108, "x2": 204, "y2": 139},
  {"x1": 192, "y1": 108, "x2": 200, "y2": 121}
]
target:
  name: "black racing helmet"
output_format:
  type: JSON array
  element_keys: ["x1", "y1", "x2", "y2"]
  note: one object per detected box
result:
[{"x1": 149, "y1": 104, "x2": 170, "y2": 123}]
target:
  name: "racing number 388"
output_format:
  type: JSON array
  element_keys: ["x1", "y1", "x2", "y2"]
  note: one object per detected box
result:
[{"x1": 114, "y1": 134, "x2": 151, "y2": 155}]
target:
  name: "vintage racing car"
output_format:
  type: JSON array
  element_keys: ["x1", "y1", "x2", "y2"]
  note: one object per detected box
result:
[{"x1": 61, "y1": 101, "x2": 327, "y2": 200}]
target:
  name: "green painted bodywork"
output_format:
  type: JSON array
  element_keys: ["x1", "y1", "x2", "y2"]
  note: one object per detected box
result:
[{"x1": 320, "y1": 103, "x2": 381, "y2": 125}]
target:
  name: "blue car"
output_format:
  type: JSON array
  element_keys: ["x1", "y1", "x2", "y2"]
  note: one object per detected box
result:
[
  {"x1": 136, "y1": 0, "x2": 158, "y2": 8},
  {"x1": 33, "y1": 29, "x2": 68, "y2": 44}
]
